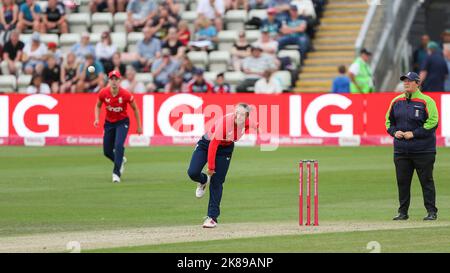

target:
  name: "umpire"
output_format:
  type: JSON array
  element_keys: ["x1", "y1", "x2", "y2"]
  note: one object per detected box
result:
[{"x1": 385, "y1": 72, "x2": 439, "y2": 221}]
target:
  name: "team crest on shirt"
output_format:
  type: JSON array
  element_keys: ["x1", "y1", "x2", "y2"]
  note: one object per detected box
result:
[
  {"x1": 119, "y1": 97, "x2": 123, "y2": 104},
  {"x1": 105, "y1": 98, "x2": 110, "y2": 103}
]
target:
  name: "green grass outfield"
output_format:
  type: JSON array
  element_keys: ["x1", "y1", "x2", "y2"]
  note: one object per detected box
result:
[{"x1": 1, "y1": 146, "x2": 449, "y2": 252}]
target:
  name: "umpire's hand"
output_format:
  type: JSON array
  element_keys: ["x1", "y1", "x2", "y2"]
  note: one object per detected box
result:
[{"x1": 394, "y1": 131, "x2": 405, "y2": 139}]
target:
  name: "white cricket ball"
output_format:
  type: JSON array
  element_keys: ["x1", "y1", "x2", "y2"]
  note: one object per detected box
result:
[{"x1": 88, "y1": 65, "x2": 95, "y2": 73}]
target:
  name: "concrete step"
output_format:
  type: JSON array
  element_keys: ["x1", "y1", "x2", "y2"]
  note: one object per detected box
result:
[
  {"x1": 321, "y1": 17, "x2": 365, "y2": 24},
  {"x1": 319, "y1": 24, "x2": 361, "y2": 31},
  {"x1": 308, "y1": 51, "x2": 355, "y2": 58},
  {"x1": 326, "y1": 3, "x2": 368, "y2": 10},
  {"x1": 296, "y1": 80, "x2": 332, "y2": 88},
  {"x1": 323, "y1": 9, "x2": 367, "y2": 18},
  {"x1": 314, "y1": 44, "x2": 355, "y2": 51},
  {"x1": 293, "y1": 87, "x2": 331, "y2": 93},
  {"x1": 300, "y1": 72, "x2": 339, "y2": 80},
  {"x1": 304, "y1": 58, "x2": 353, "y2": 66},
  {"x1": 314, "y1": 37, "x2": 356, "y2": 44},
  {"x1": 302, "y1": 66, "x2": 341, "y2": 73},
  {"x1": 316, "y1": 30, "x2": 360, "y2": 38}
]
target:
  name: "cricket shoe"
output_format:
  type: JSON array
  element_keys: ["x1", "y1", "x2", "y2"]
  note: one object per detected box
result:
[
  {"x1": 392, "y1": 213, "x2": 409, "y2": 220},
  {"x1": 120, "y1": 157, "x2": 127, "y2": 175},
  {"x1": 423, "y1": 212, "x2": 437, "y2": 221},
  {"x1": 195, "y1": 174, "x2": 211, "y2": 198},
  {"x1": 202, "y1": 217, "x2": 217, "y2": 228},
  {"x1": 112, "y1": 173, "x2": 121, "y2": 183}
]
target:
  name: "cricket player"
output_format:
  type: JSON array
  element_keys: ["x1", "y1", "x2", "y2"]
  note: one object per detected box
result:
[
  {"x1": 187, "y1": 103, "x2": 258, "y2": 228},
  {"x1": 94, "y1": 70, "x2": 142, "y2": 183},
  {"x1": 386, "y1": 72, "x2": 439, "y2": 221}
]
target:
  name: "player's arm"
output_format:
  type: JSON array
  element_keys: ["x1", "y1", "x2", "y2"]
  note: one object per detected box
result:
[
  {"x1": 411, "y1": 97, "x2": 438, "y2": 139},
  {"x1": 129, "y1": 100, "x2": 143, "y2": 134},
  {"x1": 207, "y1": 118, "x2": 226, "y2": 175},
  {"x1": 385, "y1": 99, "x2": 403, "y2": 139},
  {"x1": 94, "y1": 99, "x2": 102, "y2": 128}
]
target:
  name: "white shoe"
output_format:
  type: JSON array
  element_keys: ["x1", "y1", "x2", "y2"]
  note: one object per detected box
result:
[
  {"x1": 202, "y1": 217, "x2": 217, "y2": 228},
  {"x1": 112, "y1": 173, "x2": 121, "y2": 183},
  {"x1": 120, "y1": 157, "x2": 127, "y2": 176},
  {"x1": 195, "y1": 174, "x2": 211, "y2": 198}
]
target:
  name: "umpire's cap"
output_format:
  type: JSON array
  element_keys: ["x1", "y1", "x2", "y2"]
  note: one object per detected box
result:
[{"x1": 400, "y1": 72, "x2": 420, "y2": 82}]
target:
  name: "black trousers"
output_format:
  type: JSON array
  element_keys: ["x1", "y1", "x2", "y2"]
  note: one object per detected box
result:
[{"x1": 394, "y1": 153, "x2": 437, "y2": 214}]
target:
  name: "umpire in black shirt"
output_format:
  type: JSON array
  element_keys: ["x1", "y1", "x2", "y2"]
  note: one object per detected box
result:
[{"x1": 385, "y1": 72, "x2": 439, "y2": 221}]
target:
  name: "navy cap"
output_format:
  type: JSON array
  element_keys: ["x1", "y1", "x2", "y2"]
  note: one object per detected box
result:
[
  {"x1": 360, "y1": 48, "x2": 372, "y2": 55},
  {"x1": 290, "y1": 4, "x2": 298, "y2": 11},
  {"x1": 400, "y1": 72, "x2": 420, "y2": 82},
  {"x1": 194, "y1": 68, "x2": 204, "y2": 75}
]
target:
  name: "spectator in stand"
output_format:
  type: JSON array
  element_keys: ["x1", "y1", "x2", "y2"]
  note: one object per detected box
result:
[
  {"x1": 42, "y1": 0, "x2": 68, "y2": 34},
  {"x1": 268, "y1": 0, "x2": 290, "y2": 22},
  {"x1": 261, "y1": 8, "x2": 281, "y2": 40},
  {"x1": 120, "y1": 65, "x2": 146, "y2": 94},
  {"x1": 277, "y1": 4, "x2": 310, "y2": 60},
  {"x1": 420, "y1": 41, "x2": 449, "y2": 92},
  {"x1": 253, "y1": 28, "x2": 278, "y2": 56},
  {"x1": 254, "y1": 70, "x2": 282, "y2": 94},
  {"x1": 163, "y1": 27, "x2": 185, "y2": 59},
  {"x1": 177, "y1": 20, "x2": 191, "y2": 46},
  {"x1": 231, "y1": 30, "x2": 251, "y2": 71},
  {"x1": 249, "y1": 0, "x2": 268, "y2": 9},
  {"x1": 165, "y1": 72, "x2": 187, "y2": 93},
  {"x1": 413, "y1": 35, "x2": 430, "y2": 73},
  {"x1": 1, "y1": 30, "x2": 24, "y2": 75},
  {"x1": 236, "y1": 45, "x2": 278, "y2": 92},
  {"x1": 151, "y1": 48, "x2": 180, "y2": 91},
  {"x1": 27, "y1": 73, "x2": 50, "y2": 94},
  {"x1": 17, "y1": 0, "x2": 42, "y2": 33},
  {"x1": 332, "y1": 65, "x2": 350, "y2": 93},
  {"x1": 213, "y1": 72, "x2": 231, "y2": 93},
  {"x1": 444, "y1": 44, "x2": 450, "y2": 92},
  {"x1": 96, "y1": 31, "x2": 117, "y2": 73},
  {"x1": 189, "y1": 15, "x2": 217, "y2": 51},
  {"x1": 125, "y1": 0, "x2": 157, "y2": 33},
  {"x1": 197, "y1": 0, "x2": 224, "y2": 32},
  {"x1": 132, "y1": 26, "x2": 161, "y2": 72},
  {"x1": 110, "y1": 52, "x2": 126, "y2": 76},
  {"x1": 150, "y1": 3, "x2": 180, "y2": 41},
  {"x1": 22, "y1": 31, "x2": 47, "y2": 75},
  {"x1": 179, "y1": 55, "x2": 196, "y2": 83},
  {"x1": 90, "y1": 0, "x2": 128, "y2": 13},
  {"x1": 349, "y1": 48, "x2": 374, "y2": 94},
  {"x1": 165, "y1": 0, "x2": 181, "y2": 15},
  {"x1": 0, "y1": 0, "x2": 19, "y2": 38},
  {"x1": 226, "y1": 0, "x2": 248, "y2": 10},
  {"x1": 47, "y1": 42, "x2": 62, "y2": 65},
  {"x1": 60, "y1": 52, "x2": 79, "y2": 93},
  {"x1": 42, "y1": 54, "x2": 60, "y2": 93},
  {"x1": 71, "y1": 32, "x2": 95, "y2": 62},
  {"x1": 187, "y1": 68, "x2": 214, "y2": 93},
  {"x1": 76, "y1": 53, "x2": 105, "y2": 93},
  {"x1": 253, "y1": 29, "x2": 282, "y2": 68}
]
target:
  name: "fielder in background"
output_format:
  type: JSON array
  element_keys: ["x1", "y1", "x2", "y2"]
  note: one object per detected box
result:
[
  {"x1": 349, "y1": 48, "x2": 374, "y2": 94},
  {"x1": 94, "y1": 70, "x2": 143, "y2": 183},
  {"x1": 385, "y1": 72, "x2": 439, "y2": 221},
  {"x1": 187, "y1": 103, "x2": 258, "y2": 228}
]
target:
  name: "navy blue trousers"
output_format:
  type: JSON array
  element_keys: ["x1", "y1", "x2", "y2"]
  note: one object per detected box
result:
[
  {"x1": 187, "y1": 136, "x2": 234, "y2": 221},
  {"x1": 103, "y1": 118, "x2": 129, "y2": 176}
]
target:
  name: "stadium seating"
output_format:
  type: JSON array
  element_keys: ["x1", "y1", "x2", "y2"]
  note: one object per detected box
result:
[
  {"x1": 91, "y1": 13, "x2": 113, "y2": 33},
  {"x1": 0, "y1": 75, "x2": 17, "y2": 93},
  {"x1": 68, "y1": 13, "x2": 91, "y2": 33},
  {"x1": 17, "y1": 75, "x2": 33, "y2": 94}
]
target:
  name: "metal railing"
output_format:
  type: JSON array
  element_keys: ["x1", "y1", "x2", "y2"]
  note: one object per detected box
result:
[{"x1": 355, "y1": 0, "x2": 421, "y2": 91}]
